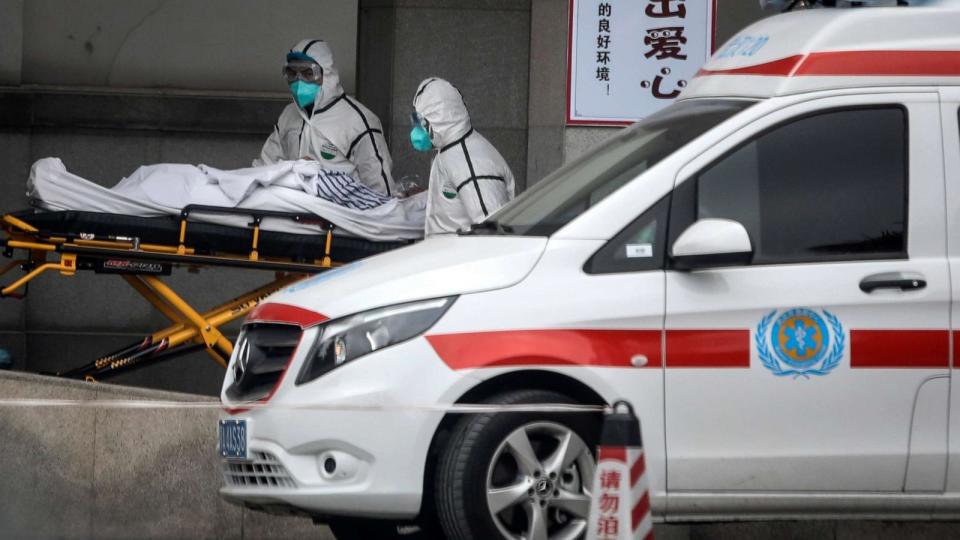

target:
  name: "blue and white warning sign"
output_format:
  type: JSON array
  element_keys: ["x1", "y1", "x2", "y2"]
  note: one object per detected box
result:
[{"x1": 567, "y1": 0, "x2": 716, "y2": 125}]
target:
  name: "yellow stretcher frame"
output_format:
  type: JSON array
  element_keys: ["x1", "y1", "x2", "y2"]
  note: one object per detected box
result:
[{"x1": 1, "y1": 209, "x2": 343, "y2": 380}]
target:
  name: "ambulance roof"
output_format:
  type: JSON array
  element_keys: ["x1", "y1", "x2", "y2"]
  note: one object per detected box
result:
[{"x1": 682, "y1": 6, "x2": 960, "y2": 100}]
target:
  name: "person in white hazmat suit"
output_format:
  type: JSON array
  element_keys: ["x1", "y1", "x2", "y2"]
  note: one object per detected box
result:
[
  {"x1": 258, "y1": 39, "x2": 396, "y2": 197},
  {"x1": 410, "y1": 78, "x2": 515, "y2": 235}
]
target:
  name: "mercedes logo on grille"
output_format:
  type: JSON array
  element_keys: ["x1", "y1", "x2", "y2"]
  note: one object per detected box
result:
[{"x1": 234, "y1": 335, "x2": 251, "y2": 382}]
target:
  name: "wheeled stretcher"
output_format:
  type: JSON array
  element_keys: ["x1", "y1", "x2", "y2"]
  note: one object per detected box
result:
[{"x1": 1, "y1": 205, "x2": 410, "y2": 380}]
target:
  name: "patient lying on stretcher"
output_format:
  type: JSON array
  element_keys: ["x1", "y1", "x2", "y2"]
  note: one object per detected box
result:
[{"x1": 26, "y1": 158, "x2": 425, "y2": 242}]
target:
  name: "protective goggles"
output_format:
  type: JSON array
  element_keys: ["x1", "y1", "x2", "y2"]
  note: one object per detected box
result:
[{"x1": 282, "y1": 61, "x2": 323, "y2": 83}]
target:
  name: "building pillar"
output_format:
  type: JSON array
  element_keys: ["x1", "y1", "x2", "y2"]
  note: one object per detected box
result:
[{"x1": 0, "y1": 0, "x2": 23, "y2": 85}]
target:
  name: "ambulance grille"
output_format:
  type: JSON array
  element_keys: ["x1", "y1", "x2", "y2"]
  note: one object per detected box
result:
[
  {"x1": 222, "y1": 451, "x2": 296, "y2": 489},
  {"x1": 225, "y1": 324, "x2": 302, "y2": 402}
]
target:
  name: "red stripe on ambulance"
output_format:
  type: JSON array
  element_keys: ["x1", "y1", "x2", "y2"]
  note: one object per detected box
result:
[
  {"x1": 429, "y1": 328, "x2": 953, "y2": 370},
  {"x1": 665, "y1": 329, "x2": 750, "y2": 368},
  {"x1": 850, "y1": 330, "x2": 949, "y2": 368},
  {"x1": 697, "y1": 50, "x2": 960, "y2": 78},
  {"x1": 955, "y1": 331, "x2": 960, "y2": 368},
  {"x1": 426, "y1": 329, "x2": 662, "y2": 370},
  {"x1": 246, "y1": 303, "x2": 329, "y2": 328},
  {"x1": 796, "y1": 50, "x2": 960, "y2": 77},
  {"x1": 696, "y1": 55, "x2": 802, "y2": 77}
]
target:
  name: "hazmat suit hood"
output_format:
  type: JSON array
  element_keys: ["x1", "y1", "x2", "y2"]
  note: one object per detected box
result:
[
  {"x1": 413, "y1": 78, "x2": 472, "y2": 149},
  {"x1": 288, "y1": 39, "x2": 344, "y2": 111},
  {"x1": 261, "y1": 39, "x2": 395, "y2": 195}
]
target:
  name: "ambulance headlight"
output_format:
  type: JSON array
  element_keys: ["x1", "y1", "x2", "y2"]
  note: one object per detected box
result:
[{"x1": 296, "y1": 297, "x2": 456, "y2": 384}]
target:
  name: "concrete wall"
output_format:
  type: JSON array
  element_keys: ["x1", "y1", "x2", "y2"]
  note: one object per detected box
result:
[
  {"x1": 0, "y1": 370, "x2": 330, "y2": 540},
  {"x1": 0, "y1": 0, "x2": 23, "y2": 84},
  {"x1": 6, "y1": 0, "x2": 358, "y2": 94}
]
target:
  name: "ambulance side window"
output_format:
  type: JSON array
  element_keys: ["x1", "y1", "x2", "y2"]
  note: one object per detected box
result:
[
  {"x1": 672, "y1": 106, "x2": 908, "y2": 266},
  {"x1": 585, "y1": 194, "x2": 670, "y2": 274}
]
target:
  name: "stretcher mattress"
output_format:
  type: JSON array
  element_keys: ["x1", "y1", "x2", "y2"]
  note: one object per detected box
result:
[
  {"x1": 11, "y1": 209, "x2": 409, "y2": 263},
  {"x1": 27, "y1": 158, "x2": 426, "y2": 242}
]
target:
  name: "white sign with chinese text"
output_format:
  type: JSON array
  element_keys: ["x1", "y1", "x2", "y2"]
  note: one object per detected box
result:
[{"x1": 568, "y1": 0, "x2": 716, "y2": 125}]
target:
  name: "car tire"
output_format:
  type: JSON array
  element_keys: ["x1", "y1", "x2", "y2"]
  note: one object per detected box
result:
[
  {"x1": 327, "y1": 518, "x2": 440, "y2": 540},
  {"x1": 435, "y1": 390, "x2": 601, "y2": 540}
]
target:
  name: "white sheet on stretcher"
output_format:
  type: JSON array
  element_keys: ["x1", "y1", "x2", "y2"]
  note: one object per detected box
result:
[{"x1": 27, "y1": 158, "x2": 426, "y2": 241}]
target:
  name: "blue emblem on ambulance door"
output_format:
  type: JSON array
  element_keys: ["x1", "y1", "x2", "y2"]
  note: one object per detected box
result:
[{"x1": 755, "y1": 308, "x2": 844, "y2": 378}]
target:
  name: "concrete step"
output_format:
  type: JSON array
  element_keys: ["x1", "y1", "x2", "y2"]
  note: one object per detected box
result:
[{"x1": 0, "y1": 370, "x2": 329, "y2": 540}]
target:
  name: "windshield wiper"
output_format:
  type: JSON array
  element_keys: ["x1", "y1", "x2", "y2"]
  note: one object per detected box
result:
[{"x1": 460, "y1": 220, "x2": 514, "y2": 235}]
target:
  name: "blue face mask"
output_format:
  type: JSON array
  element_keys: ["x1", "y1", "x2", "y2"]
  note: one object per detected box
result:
[
  {"x1": 410, "y1": 125, "x2": 433, "y2": 152},
  {"x1": 290, "y1": 80, "x2": 321, "y2": 108}
]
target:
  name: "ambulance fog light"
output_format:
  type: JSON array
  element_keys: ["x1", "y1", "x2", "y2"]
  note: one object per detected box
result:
[
  {"x1": 318, "y1": 451, "x2": 360, "y2": 481},
  {"x1": 296, "y1": 297, "x2": 457, "y2": 385}
]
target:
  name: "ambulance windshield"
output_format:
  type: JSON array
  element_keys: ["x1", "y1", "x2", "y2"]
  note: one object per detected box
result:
[{"x1": 489, "y1": 99, "x2": 754, "y2": 236}]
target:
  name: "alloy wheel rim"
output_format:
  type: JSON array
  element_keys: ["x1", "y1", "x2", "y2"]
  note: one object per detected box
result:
[{"x1": 485, "y1": 421, "x2": 595, "y2": 540}]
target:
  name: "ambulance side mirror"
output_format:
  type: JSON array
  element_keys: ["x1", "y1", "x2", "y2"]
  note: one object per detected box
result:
[{"x1": 671, "y1": 218, "x2": 753, "y2": 270}]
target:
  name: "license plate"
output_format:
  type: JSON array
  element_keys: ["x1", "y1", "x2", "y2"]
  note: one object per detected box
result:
[{"x1": 219, "y1": 419, "x2": 247, "y2": 460}]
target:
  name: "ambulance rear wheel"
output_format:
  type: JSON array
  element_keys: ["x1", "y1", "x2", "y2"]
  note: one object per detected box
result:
[{"x1": 435, "y1": 390, "x2": 600, "y2": 540}]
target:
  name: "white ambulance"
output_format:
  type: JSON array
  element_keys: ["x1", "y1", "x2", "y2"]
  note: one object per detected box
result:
[{"x1": 219, "y1": 6, "x2": 960, "y2": 539}]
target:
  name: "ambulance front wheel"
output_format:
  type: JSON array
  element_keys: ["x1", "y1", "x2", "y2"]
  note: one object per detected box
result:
[{"x1": 435, "y1": 390, "x2": 601, "y2": 540}]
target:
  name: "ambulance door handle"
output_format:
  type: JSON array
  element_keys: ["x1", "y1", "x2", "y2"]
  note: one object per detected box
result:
[{"x1": 859, "y1": 272, "x2": 926, "y2": 293}]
